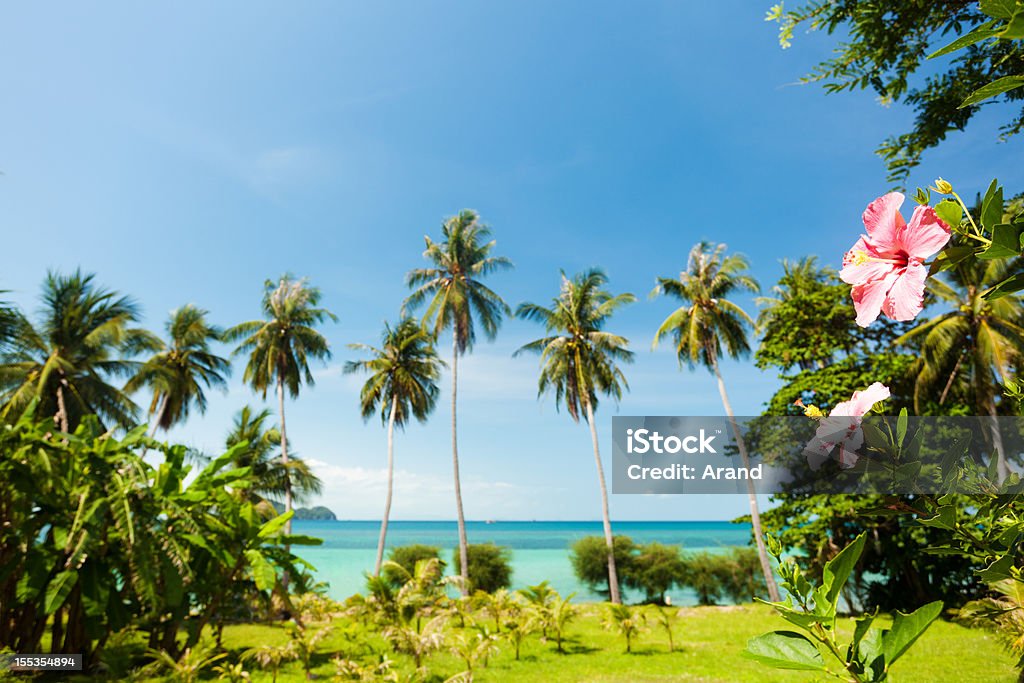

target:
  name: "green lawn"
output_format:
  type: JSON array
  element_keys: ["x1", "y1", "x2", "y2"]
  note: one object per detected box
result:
[{"x1": 106, "y1": 603, "x2": 1018, "y2": 682}]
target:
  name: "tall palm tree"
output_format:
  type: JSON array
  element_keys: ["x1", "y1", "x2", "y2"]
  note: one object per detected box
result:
[
  {"x1": 404, "y1": 210, "x2": 513, "y2": 591},
  {"x1": 897, "y1": 255, "x2": 1024, "y2": 479},
  {"x1": 225, "y1": 405, "x2": 322, "y2": 512},
  {"x1": 0, "y1": 270, "x2": 156, "y2": 430},
  {"x1": 224, "y1": 275, "x2": 336, "y2": 535},
  {"x1": 125, "y1": 304, "x2": 231, "y2": 440},
  {"x1": 652, "y1": 242, "x2": 781, "y2": 602},
  {"x1": 515, "y1": 269, "x2": 635, "y2": 604},
  {"x1": 345, "y1": 318, "x2": 444, "y2": 576}
]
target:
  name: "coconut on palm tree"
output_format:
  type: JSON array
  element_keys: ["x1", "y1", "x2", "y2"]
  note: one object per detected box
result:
[
  {"x1": 515, "y1": 269, "x2": 635, "y2": 604},
  {"x1": 896, "y1": 254, "x2": 1024, "y2": 479},
  {"x1": 652, "y1": 242, "x2": 781, "y2": 602},
  {"x1": 404, "y1": 210, "x2": 513, "y2": 592},
  {"x1": 224, "y1": 275, "x2": 336, "y2": 535},
  {"x1": 0, "y1": 270, "x2": 157, "y2": 431},
  {"x1": 125, "y1": 304, "x2": 231, "y2": 440},
  {"x1": 225, "y1": 405, "x2": 322, "y2": 514},
  {"x1": 344, "y1": 318, "x2": 443, "y2": 576}
]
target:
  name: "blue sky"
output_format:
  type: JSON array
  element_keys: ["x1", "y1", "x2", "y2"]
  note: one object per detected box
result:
[{"x1": 2, "y1": 2, "x2": 1022, "y2": 520}]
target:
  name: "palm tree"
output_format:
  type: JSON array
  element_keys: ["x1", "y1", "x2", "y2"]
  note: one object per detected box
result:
[
  {"x1": 224, "y1": 275, "x2": 336, "y2": 534},
  {"x1": 652, "y1": 242, "x2": 781, "y2": 602},
  {"x1": 125, "y1": 304, "x2": 230, "y2": 440},
  {"x1": 344, "y1": 318, "x2": 443, "y2": 576},
  {"x1": 403, "y1": 210, "x2": 513, "y2": 592},
  {"x1": 0, "y1": 294, "x2": 18, "y2": 353},
  {"x1": 0, "y1": 270, "x2": 157, "y2": 430},
  {"x1": 897, "y1": 255, "x2": 1024, "y2": 479},
  {"x1": 225, "y1": 405, "x2": 322, "y2": 511},
  {"x1": 515, "y1": 269, "x2": 635, "y2": 604}
]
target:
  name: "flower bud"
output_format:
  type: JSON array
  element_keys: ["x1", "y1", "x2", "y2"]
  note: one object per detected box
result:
[{"x1": 933, "y1": 178, "x2": 953, "y2": 195}]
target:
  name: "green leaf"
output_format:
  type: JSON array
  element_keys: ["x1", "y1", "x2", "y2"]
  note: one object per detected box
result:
[
  {"x1": 896, "y1": 408, "x2": 908, "y2": 447},
  {"x1": 981, "y1": 180, "x2": 1003, "y2": 231},
  {"x1": 919, "y1": 505, "x2": 956, "y2": 531},
  {"x1": 743, "y1": 631, "x2": 826, "y2": 671},
  {"x1": 979, "y1": 223, "x2": 1023, "y2": 260},
  {"x1": 44, "y1": 570, "x2": 78, "y2": 616},
  {"x1": 245, "y1": 549, "x2": 277, "y2": 591},
  {"x1": 981, "y1": 0, "x2": 1018, "y2": 20},
  {"x1": 933, "y1": 199, "x2": 963, "y2": 229},
  {"x1": 982, "y1": 273, "x2": 1024, "y2": 300},
  {"x1": 929, "y1": 245, "x2": 975, "y2": 275},
  {"x1": 882, "y1": 601, "x2": 943, "y2": 664},
  {"x1": 960, "y1": 76, "x2": 1024, "y2": 108},
  {"x1": 928, "y1": 20, "x2": 1002, "y2": 58},
  {"x1": 258, "y1": 510, "x2": 295, "y2": 539},
  {"x1": 977, "y1": 554, "x2": 1015, "y2": 582},
  {"x1": 822, "y1": 533, "x2": 866, "y2": 609}
]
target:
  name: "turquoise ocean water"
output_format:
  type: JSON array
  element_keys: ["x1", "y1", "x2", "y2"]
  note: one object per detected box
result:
[{"x1": 292, "y1": 520, "x2": 750, "y2": 604}]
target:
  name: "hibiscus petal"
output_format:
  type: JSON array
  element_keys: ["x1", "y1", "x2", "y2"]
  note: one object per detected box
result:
[
  {"x1": 862, "y1": 192, "x2": 906, "y2": 249},
  {"x1": 901, "y1": 205, "x2": 951, "y2": 259},
  {"x1": 840, "y1": 237, "x2": 895, "y2": 285},
  {"x1": 851, "y1": 269, "x2": 899, "y2": 327},
  {"x1": 847, "y1": 382, "x2": 891, "y2": 416},
  {"x1": 882, "y1": 262, "x2": 927, "y2": 321}
]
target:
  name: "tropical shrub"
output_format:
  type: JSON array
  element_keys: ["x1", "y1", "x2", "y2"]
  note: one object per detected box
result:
[
  {"x1": 745, "y1": 534, "x2": 942, "y2": 682},
  {"x1": 569, "y1": 535, "x2": 636, "y2": 600},
  {"x1": 0, "y1": 405, "x2": 319, "y2": 670},
  {"x1": 384, "y1": 545, "x2": 444, "y2": 587},
  {"x1": 452, "y1": 543, "x2": 513, "y2": 594},
  {"x1": 625, "y1": 542, "x2": 685, "y2": 604}
]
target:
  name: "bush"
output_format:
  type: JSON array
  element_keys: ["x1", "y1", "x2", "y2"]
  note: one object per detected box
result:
[
  {"x1": 678, "y1": 548, "x2": 767, "y2": 605},
  {"x1": 385, "y1": 545, "x2": 444, "y2": 587},
  {"x1": 625, "y1": 542, "x2": 686, "y2": 604},
  {"x1": 569, "y1": 535, "x2": 636, "y2": 600},
  {"x1": 452, "y1": 543, "x2": 513, "y2": 593}
]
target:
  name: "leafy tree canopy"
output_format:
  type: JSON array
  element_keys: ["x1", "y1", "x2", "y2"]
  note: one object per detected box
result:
[{"x1": 767, "y1": 0, "x2": 1024, "y2": 184}]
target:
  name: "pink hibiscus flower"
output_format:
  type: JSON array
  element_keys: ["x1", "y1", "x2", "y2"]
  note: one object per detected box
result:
[
  {"x1": 840, "y1": 193, "x2": 951, "y2": 327},
  {"x1": 804, "y1": 382, "x2": 891, "y2": 470}
]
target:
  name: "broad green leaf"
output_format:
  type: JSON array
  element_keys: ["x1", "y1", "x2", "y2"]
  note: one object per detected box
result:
[
  {"x1": 277, "y1": 534, "x2": 325, "y2": 546},
  {"x1": 896, "y1": 408, "x2": 908, "y2": 447},
  {"x1": 743, "y1": 631, "x2": 826, "y2": 671},
  {"x1": 981, "y1": 0, "x2": 1018, "y2": 20},
  {"x1": 44, "y1": 570, "x2": 78, "y2": 616},
  {"x1": 822, "y1": 533, "x2": 866, "y2": 609},
  {"x1": 928, "y1": 20, "x2": 1001, "y2": 58},
  {"x1": 919, "y1": 505, "x2": 956, "y2": 531},
  {"x1": 933, "y1": 199, "x2": 962, "y2": 229},
  {"x1": 960, "y1": 76, "x2": 1024, "y2": 108},
  {"x1": 979, "y1": 223, "x2": 1023, "y2": 260},
  {"x1": 977, "y1": 554, "x2": 1015, "y2": 582},
  {"x1": 981, "y1": 180, "x2": 1003, "y2": 231},
  {"x1": 882, "y1": 601, "x2": 943, "y2": 664},
  {"x1": 929, "y1": 245, "x2": 975, "y2": 275},
  {"x1": 245, "y1": 549, "x2": 277, "y2": 591},
  {"x1": 258, "y1": 510, "x2": 295, "y2": 539},
  {"x1": 982, "y1": 273, "x2": 1024, "y2": 300}
]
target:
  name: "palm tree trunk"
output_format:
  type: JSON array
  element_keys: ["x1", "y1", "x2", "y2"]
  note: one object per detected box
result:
[
  {"x1": 277, "y1": 376, "x2": 293, "y2": 593},
  {"x1": 374, "y1": 395, "x2": 399, "y2": 577},
  {"x1": 140, "y1": 393, "x2": 168, "y2": 457},
  {"x1": 584, "y1": 396, "x2": 621, "y2": 604},
  {"x1": 710, "y1": 355, "x2": 781, "y2": 602},
  {"x1": 55, "y1": 378, "x2": 69, "y2": 433},
  {"x1": 148, "y1": 394, "x2": 168, "y2": 438},
  {"x1": 277, "y1": 376, "x2": 293, "y2": 531},
  {"x1": 452, "y1": 335, "x2": 470, "y2": 595}
]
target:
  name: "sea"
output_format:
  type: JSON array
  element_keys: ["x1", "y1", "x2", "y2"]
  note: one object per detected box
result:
[{"x1": 292, "y1": 520, "x2": 750, "y2": 605}]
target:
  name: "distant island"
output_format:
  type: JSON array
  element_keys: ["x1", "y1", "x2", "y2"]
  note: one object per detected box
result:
[{"x1": 270, "y1": 501, "x2": 337, "y2": 520}]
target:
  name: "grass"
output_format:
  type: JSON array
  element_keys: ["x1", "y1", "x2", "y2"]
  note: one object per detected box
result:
[{"x1": 91, "y1": 603, "x2": 1018, "y2": 682}]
